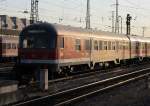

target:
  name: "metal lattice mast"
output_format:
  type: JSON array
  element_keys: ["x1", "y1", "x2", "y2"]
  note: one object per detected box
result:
[
  {"x1": 86, "y1": 0, "x2": 90, "y2": 29},
  {"x1": 30, "y1": 0, "x2": 39, "y2": 24},
  {"x1": 115, "y1": 0, "x2": 119, "y2": 34},
  {"x1": 112, "y1": 11, "x2": 115, "y2": 33}
]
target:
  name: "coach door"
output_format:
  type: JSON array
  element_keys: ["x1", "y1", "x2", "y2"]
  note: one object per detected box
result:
[{"x1": 145, "y1": 42, "x2": 148, "y2": 57}]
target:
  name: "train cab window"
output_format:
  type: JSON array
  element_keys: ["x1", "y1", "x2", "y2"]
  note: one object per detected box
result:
[
  {"x1": 75, "y1": 39, "x2": 81, "y2": 51},
  {"x1": 23, "y1": 39, "x2": 27, "y2": 48},
  {"x1": 85, "y1": 40, "x2": 90, "y2": 50},
  {"x1": 94, "y1": 40, "x2": 98, "y2": 50},
  {"x1": 59, "y1": 37, "x2": 64, "y2": 48},
  {"x1": 23, "y1": 37, "x2": 34, "y2": 48},
  {"x1": 22, "y1": 34, "x2": 54, "y2": 49},
  {"x1": 103, "y1": 41, "x2": 107, "y2": 50}
]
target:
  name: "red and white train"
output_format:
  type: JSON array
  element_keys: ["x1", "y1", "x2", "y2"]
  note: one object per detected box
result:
[
  {"x1": 16, "y1": 23, "x2": 150, "y2": 80},
  {"x1": 0, "y1": 35, "x2": 18, "y2": 62}
]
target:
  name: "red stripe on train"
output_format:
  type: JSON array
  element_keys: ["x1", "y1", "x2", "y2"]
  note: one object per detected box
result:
[{"x1": 19, "y1": 48, "x2": 57, "y2": 60}]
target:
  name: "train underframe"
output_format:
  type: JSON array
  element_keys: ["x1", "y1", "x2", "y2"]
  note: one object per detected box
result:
[{"x1": 13, "y1": 57, "x2": 150, "y2": 85}]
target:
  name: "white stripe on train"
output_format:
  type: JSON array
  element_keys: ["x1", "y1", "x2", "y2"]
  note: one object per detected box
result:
[{"x1": 21, "y1": 58, "x2": 90, "y2": 64}]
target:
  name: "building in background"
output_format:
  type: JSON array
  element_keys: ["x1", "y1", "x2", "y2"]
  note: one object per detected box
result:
[
  {"x1": 0, "y1": 15, "x2": 30, "y2": 31},
  {"x1": 21, "y1": 18, "x2": 30, "y2": 27},
  {"x1": 0, "y1": 15, "x2": 30, "y2": 35},
  {"x1": 0, "y1": 15, "x2": 14, "y2": 30}
]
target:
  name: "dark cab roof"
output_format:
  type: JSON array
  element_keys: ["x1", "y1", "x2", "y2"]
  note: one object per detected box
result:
[{"x1": 20, "y1": 23, "x2": 57, "y2": 36}]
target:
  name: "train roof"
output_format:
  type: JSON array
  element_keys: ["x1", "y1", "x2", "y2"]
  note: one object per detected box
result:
[
  {"x1": 21, "y1": 23, "x2": 127, "y2": 40},
  {"x1": 53, "y1": 23, "x2": 150, "y2": 42},
  {"x1": 130, "y1": 35, "x2": 150, "y2": 43},
  {"x1": 20, "y1": 22, "x2": 57, "y2": 36},
  {"x1": 52, "y1": 23, "x2": 129, "y2": 41},
  {"x1": 53, "y1": 23, "x2": 124, "y2": 36},
  {"x1": 22, "y1": 22, "x2": 150, "y2": 42}
]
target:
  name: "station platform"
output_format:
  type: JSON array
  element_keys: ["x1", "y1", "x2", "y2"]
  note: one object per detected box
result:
[
  {"x1": 0, "y1": 80, "x2": 18, "y2": 105},
  {"x1": 0, "y1": 80, "x2": 18, "y2": 94}
]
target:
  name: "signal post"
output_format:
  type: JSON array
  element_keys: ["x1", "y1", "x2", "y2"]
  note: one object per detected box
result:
[{"x1": 40, "y1": 69, "x2": 48, "y2": 91}]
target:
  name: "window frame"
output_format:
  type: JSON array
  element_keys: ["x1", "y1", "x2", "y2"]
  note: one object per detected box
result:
[
  {"x1": 99, "y1": 41, "x2": 103, "y2": 50},
  {"x1": 103, "y1": 41, "x2": 108, "y2": 50},
  {"x1": 59, "y1": 37, "x2": 65, "y2": 49},
  {"x1": 75, "y1": 39, "x2": 81, "y2": 51},
  {"x1": 94, "y1": 40, "x2": 98, "y2": 51}
]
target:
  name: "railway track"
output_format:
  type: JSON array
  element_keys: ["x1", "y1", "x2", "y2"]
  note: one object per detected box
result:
[
  {"x1": 12, "y1": 67, "x2": 150, "y2": 106},
  {"x1": 18, "y1": 62, "x2": 150, "y2": 95},
  {"x1": 0, "y1": 67, "x2": 13, "y2": 80},
  {"x1": 0, "y1": 62, "x2": 15, "y2": 68},
  {"x1": 0, "y1": 67, "x2": 13, "y2": 72},
  {"x1": 0, "y1": 63, "x2": 14, "y2": 74},
  {"x1": 0, "y1": 63, "x2": 14, "y2": 80}
]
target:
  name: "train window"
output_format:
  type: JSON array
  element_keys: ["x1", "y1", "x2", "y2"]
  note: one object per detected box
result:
[
  {"x1": 23, "y1": 37, "x2": 34, "y2": 48},
  {"x1": 59, "y1": 37, "x2": 64, "y2": 48},
  {"x1": 85, "y1": 40, "x2": 90, "y2": 50},
  {"x1": 6, "y1": 43, "x2": 11, "y2": 49},
  {"x1": 103, "y1": 41, "x2": 107, "y2": 50},
  {"x1": 99, "y1": 41, "x2": 103, "y2": 50},
  {"x1": 108, "y1": 41, "x2": 111, "y2": 50},
  {"x1": 22, "y1": 34, "x2": 53, "y2": 49},
  {"x1": 2, "y1": 43, "x2": 6, "y2": 49},
  {"x1": 75, "y1": 39, "x2": 81, "y2": 51},
  {"x1": 36, "y1": 38, "x2": 49, "y2": 48},
  {"x1": 23, "y1": 39, "x2": 28, "y2": 48},
  {"x1": 12, "y1": 43, "x2": 17, "y2": 49},
  {"x1": 112, "y1": 42, "x2": 116, "y2": 50},
  {"x1": 94, "y1": 40, "x2": 98, "y2": 50}
]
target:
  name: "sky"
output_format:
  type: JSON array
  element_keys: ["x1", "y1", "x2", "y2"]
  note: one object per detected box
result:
[{"x1": 1, "y1": 0, "x2": 150, "y2": 36}]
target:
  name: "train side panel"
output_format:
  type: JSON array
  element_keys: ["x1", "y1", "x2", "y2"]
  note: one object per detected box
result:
[{"x1": 57, "y1": 31, "x2": 91, "y2": 71}]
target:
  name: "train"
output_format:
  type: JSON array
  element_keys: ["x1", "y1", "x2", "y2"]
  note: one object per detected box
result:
[
  {"x1": 13, "y1": 22, "x2": 150, "y2": 82},
  {"x1": 0, "y1": 35, "x2": 18, "y2": 62}
]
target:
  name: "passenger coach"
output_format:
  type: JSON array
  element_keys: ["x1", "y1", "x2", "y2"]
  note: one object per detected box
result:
[
  {"x1": 0, "y1": 35, "x2": 18, "y2": 62},
  {"x1": 17, "y1": 22, "x2": 150, "y2": 81}
]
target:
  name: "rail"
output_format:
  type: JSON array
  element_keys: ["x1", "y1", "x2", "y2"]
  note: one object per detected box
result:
[{"x1": 12, "y1": 67, "x2": 150, "y2": 106}]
